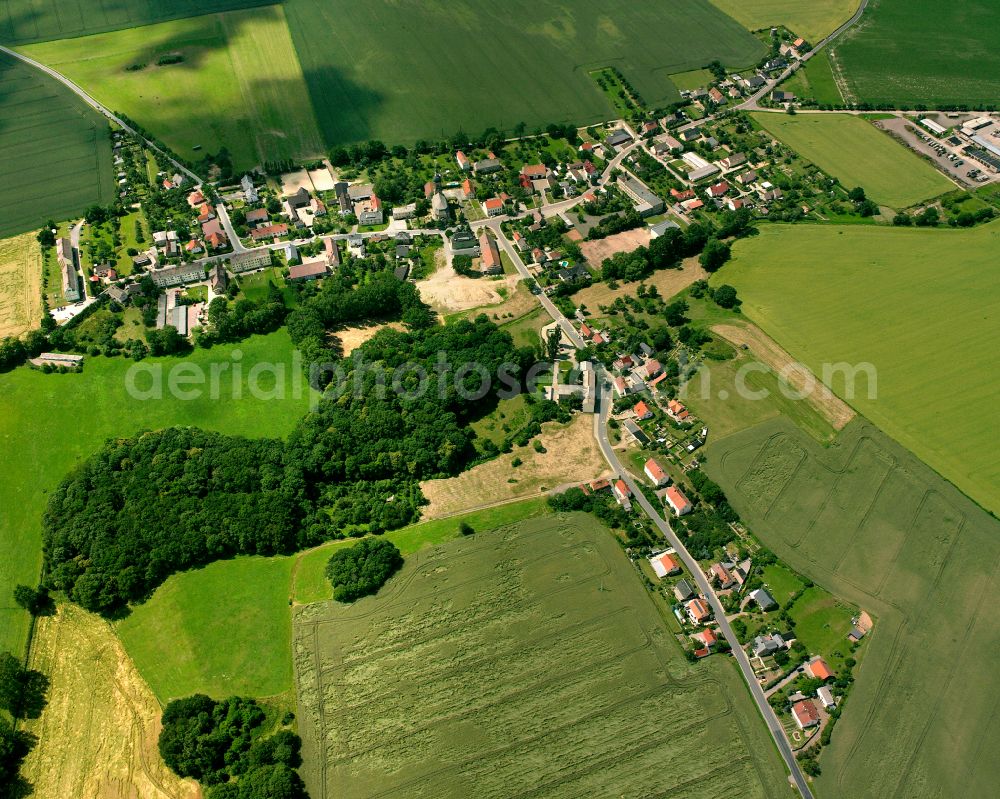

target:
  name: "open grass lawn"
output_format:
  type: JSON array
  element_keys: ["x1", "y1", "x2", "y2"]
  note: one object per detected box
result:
[
  {"x1": 468, "y1": 394, "x2": 531, "y2": 447},
  {"x1": 752, "y1": 113, "x2": 953, "y2": 207},
  {"x1": 0, "y1": 231, "x2": 43, "y2": 339},
  {"x1": 786, "y1": 586, "x2": 855, "y2": 668},
  {"x1": 782, "y1": 49, "x2": 843, "y2": 104},
  {"x1": 284, "y1": 0, "x2": 764, "y2": 146},
  {"x1": 667, "y1": 67, "x2": 715, "y2": 91},
  {"x1": 706, "y1": 416, "x2": 1000, "y2": 796},
  {"x1": 761, "y1": 563, "x2": 805, "y2": 606},
  {"x1": 116, "y1": 496, "x2": 549, "y2": 701},
  {"x1": 19, "y1": 5, "x2": 324, "y2": 170},
  {"x1": 708, "y1": 0, "x2": 859, "y2": 41},
  {"x1": 117, "y1": 555, "x2": 296, "y2": 701},
  {"x1": 0, "y1": 0, "x2": 270, "y2": 44},
  {"x1": 292, "y1": 513, "x2": 790, "y2": 798},
  {"x1": 0, "y1": 330, "x2": 312, "y2": 659},
  {"x1": 721, "y1": 222, "x2": 1000, "y2": 516},
  {"x1": 0, "y1": 52, "x2": 114, "y2": 238},
  {"x1": 682, "y1": 350, "x2": 839, "y2": 444},
  {"x1": 833, "y1": 0, "x2": 1000, "y2": 106}
]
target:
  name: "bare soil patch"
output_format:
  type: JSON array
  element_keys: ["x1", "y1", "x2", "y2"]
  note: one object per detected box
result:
[
  {"x1": 21, "y1": 605, "x2": 200, "y2": 799},
  {"x1": 713, "y1": 322, "x2": 856, "y2": 430},
  {"x1": 579, "y1": 227, "x2": 650, "y2": 265},
  {"x1": 419, "y1": 414, "x2": 610, "y2": 518},
  {"x1": 416, "y1": 264, "x2": 521, "y2": 312},
  {"x1": 0, "y1": 231, "x2": 42, "y2": 338},
  {"x1": 574, "y1": 256, "x2": 707, "y2": 309},
  {"x1": 280, "y1": 169, "x2": 312, "y2": 196},
  {"x1": 333, "y1": 320, "x2": 405, "y2": 355}
]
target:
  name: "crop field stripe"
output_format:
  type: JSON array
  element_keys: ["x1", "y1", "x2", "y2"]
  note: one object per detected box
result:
[
  {"x1": 833, "y1": 0, "x2": 1000, "y2": 106},
  {"x1": 18, "y1": 6, "x2": 324, "y2": 170},
  {"x1": 0, "y1": 0, "x2": 275, "y2": 44},
  {"x1": 0, "y1": 51, "x2": 114, "y2": 238},
  {"x1": 284, "y1": 0, "x2": 764, "y2": 146},
  {"x1": 293, "y1": 514, "x2": 789, "y2": 798},
  {"x1": 722, "y1": 223, "x2": 1000, "y2": 515}
]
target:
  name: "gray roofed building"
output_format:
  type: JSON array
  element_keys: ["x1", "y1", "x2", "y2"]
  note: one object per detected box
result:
[
  {"x1": 688, "y1": 163, "x2": 721, "y2": 183},
  {"x1": 395, "y1": 244, "x2": 411, "y2": 260},
  {"x1": 334, "y1": 182, "x2": 352, "y2": 213},
  {"x1": 106, "y1": 285, "x2": 130, "y2": 305},
  {"x1": 286, "y1": 186, "x2": 311, "y2": 210},
  {"x1": 394, "y1": 263, "x2": 410, "y2": 281},
  {"x1": 749, "y1": 588, "x2": 777, "y2": 611},
  {"x1": 673, "y1": 579, "x2": 695, "y2": 602},
  {"x1": 473, "y1": 158, "x2": 502, "y2": 174},
  {"x1": 431, "y1": 191, "x2": 449, "y2": 222},
  {"x1": 605, "y1": 129, "x2": 632, "y2": 148},
  {"x1": 347, "y1": 183, "x2": 374, "y2": 201},
  {"x1": 241, "y1": 174, "x2": 259, "y2": 204},
  {"x1": 452, "y1": 229, "x2": 478, "y2": 252},
  {"x1": 649, "y1": 219, "x2": 681, "y2": 238},
  {"x1": 392, "y1": 202, "x2": 417, "y2": 220},
  {"x1": 622, "y1": 418, "x2": 650, "y2": 445},
  {"x1": 752, "y1": 633, "x2": 786, "y2": 657},
  {"x1": 172, "y1": 304, "x2": 189, "y2": 336},
  {"x1": 557, "y1": 263, "x2": 591, "y2": 283},
  {"x1": 617, "y1": 172, "x2": 664, "y2": 217},
  {"x1": 148, "y1": 263, "x2": 204, "y2": 288},
  {"x1": 229, "y1": 248, "x2": 272, "y2": 273}
]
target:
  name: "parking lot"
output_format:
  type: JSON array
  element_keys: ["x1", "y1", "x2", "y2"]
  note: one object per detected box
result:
[{"x1": 878, "y1": 116, "x2": 998, "y2": 187}]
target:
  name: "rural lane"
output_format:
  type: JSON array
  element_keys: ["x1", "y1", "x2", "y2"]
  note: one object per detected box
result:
[
  {"x1": 590, "y1": 377, "x2": 814, "y2": 798},
  {"x1": 735, "y1": 0, "x2": 871, "y2": 113},
  {"x1": 480, "y1": 208, "x2": 817, "y2": 794}
]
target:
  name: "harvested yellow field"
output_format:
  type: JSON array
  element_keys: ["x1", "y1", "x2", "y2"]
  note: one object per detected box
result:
[
  {"x1": 0, "y1": 231, "x2": 42, "y2": 338},
  {"x1": 420, "y1": 414, "x2": 610, "y2": 518},
  {"x1": 21, "y1": 605, "x2": 200, "y2": 799}
]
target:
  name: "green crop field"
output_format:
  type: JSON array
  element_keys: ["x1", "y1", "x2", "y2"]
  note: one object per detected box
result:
[
  {"x1": 752, "y1": 113, "x2": 953, "y2": 207},
  {"x1": 0, "y1": 52, "x2": 115, "y2": 238},
  {"x1": 284, "y1": 0, "x2": 765, "y2": 146},
  {"x1": 706, "y1": 417, "x2": 1000, "y2": 797},
  {"x1": 832, "y1": 0, "x2": 1000, "y2": 106},
  {"x1": 709, "y1": 0, "x2": 859, "y2": 41},
  {"x1": 721, "y1": 223, "x2": 1000, "y2": 516},
  {"x1": 117, "y1": 496, "x2": 550, "y2": 701},
  {"x1": 781, "y1": 49, "x2": 843, "y2": 104},
  {"x1": 292, "y1": 513, "x2": 789, "y2": 798},
  {"x1": 0, "y1": 331, "x2": 312, "y2": 659},
  {"x1": 0, "y1": 0, "x2": 270, "y2": 44},
  {"x1": 19, "y1": 6, "x2": 324, "y2": 170}
]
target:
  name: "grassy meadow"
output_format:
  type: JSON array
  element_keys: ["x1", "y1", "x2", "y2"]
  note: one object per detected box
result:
[
  {"x1": 709, "y1": 0, "x2": 859, "y2": 41},
  {"x1": 284, "y1": 0, "x2": 764, "y2": 145},
  {"x1": 0, "y1": 331, "x2": 312, "y2": 658},
  {"x1": 0, "y1": 52, "x2": 115, "y2": 238},
  {"x1": 117, "y1": 497, "x2": 550, "y2": 701},
  {"x1": 19, "y1": 6, "x2": 323, "y2": 170},
  {"x1": 0, "y1": 0, "x2": 270, "y2": 44},
  {"x1": 833, "y1": 0, "x2": 1000, "y2": 106},
  {"x1": 753, "y1": 113, "x2": 953, "y2": 207},
  {"x1": 706, "y1": 416, "x2": 1000, "y2": 797},
  {"x1": 781, "y1": 49, "x2": 843, "y2": 104},
  {"x1": 721, "y1": 222, "x2": 1000, "y2": 516},
  {"x1": 292, "y1": 513, "x2": 790, "y2": 798}
]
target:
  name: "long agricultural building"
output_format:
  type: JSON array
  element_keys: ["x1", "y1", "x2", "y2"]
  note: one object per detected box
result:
[
  {"x1": 617, "y1": 172, "x2": 664, "y2": 216},
  {"x1": 55, "y1": 237, "x2": 80, "y2": 302}
]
